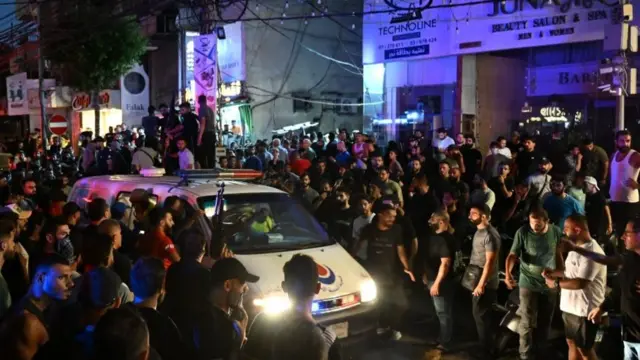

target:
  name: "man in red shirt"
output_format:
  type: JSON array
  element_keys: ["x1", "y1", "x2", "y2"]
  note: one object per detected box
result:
[{"x1": 138, "y1": 208, "x2": 179, "y2": 269}]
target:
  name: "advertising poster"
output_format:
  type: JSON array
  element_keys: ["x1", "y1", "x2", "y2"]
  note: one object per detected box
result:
[
  {"x1": 6, "y1": 72, "x2": 28, "y2": 116},
  {"x1": 218, "y1": 22, "x2": 246, "y2": 82},
  {"x1": 194, "y1": 34, "x2": 217, "y2": 113}
]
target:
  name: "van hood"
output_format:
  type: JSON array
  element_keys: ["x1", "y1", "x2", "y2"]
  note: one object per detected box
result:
[{"x1": 236, "y1": 244, "x2": 371, "y2": 300}]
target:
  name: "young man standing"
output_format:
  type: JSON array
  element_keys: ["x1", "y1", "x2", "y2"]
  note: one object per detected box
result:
[
  {"x1": 561, "y1": 218, "x2": 640, "y2": 359},
  {"x1": 0, "y1": 254, "x2": 75, "y2": 359},
  {"x1": 272, "y1": 254, "x2": 339, "y2": 359},
  {"x1": 0, "y1": 232, "x2": 16, "y2": 318},
  {"x1": 542, "y1": 215, "x2": 606, "y2": 360},
  {"x1": 468, "y1": 204, "x2": 501, "y2": 359},
  {"x1": 176, "y1": 137, "x2": 195, "y2": 170},
  {"x1": 355, "y1": 204, "x2": 415, "y2": 340},
  {"x1": 505, "y1": 208, "x2": 564, "y2": 360},
  {"x1": 609, "y1": 130, "x2": 640, "y2": 240}
]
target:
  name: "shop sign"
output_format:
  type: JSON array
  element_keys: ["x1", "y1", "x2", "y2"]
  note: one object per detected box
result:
[
  {"x1": 217, "y1": 22, "x2": 245, "y2": 82},
  {"x1": 72, "y1": 91, "x2": 111, "y2": 111},
  {"x1": 539, "y1": 106, "x2": 568, "y2": 122},
  {"x1": 120, "y1": 64, "x2": 150, "y2": 125},
  {"x1": 220, "y1": 81, "x2": 245, "y2": 101},
  {"x1": 456, "y1": 0, "x2": 624, "y2": 54},
  {"x1": 527, "y1": 62, "x2": 597, "y2": 96},
  {"x1": 6, "y1": 72, "x2": 28, "y2": 116},
  {"x1": 362, "y1": 0, "x2": 639, "y2": 64},
  {"x1": 363, "y1": 5, "x2": 445, "y2": 64},
  {"x1": 194, "y1": 34, "x2": 217, "y2": 114}
]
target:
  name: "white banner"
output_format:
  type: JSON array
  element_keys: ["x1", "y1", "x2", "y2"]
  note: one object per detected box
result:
[
  {"x1": 527, "y1": 62, "x2": 598, "y2": 97},
  {"x1": 454, "y1": 0, "x2": 623, "y2": 54},
  {"x1": 363, "y1": 0, "x2": 635, "y2": 64},
  {"x1": 6, "y1": 72, "x2": 28, "y2": 116},
  {"x1": 194, "y1": 34, "x2": 217, "y2": 114},
  {"x1": 218, "y1": 22, "x2": 245, "y2": 82},
  {"x1": 121, "y1": 64, "x2": 150, "y2": 126}
]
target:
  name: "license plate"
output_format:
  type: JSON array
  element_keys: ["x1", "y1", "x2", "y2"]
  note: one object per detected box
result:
[{"x1": 328, "y1": 321, "x2": 349, "y2": 339}]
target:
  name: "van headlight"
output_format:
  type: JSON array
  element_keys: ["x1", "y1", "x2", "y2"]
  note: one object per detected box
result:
[
  {"x1": 360, "y1": 279, "x2": 377, "y2": 303},
  {"x1": 253, "y1": 295, "x2": 291, "y2": 315}
]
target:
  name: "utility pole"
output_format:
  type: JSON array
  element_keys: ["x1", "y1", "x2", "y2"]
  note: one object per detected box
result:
[
  {"x1": 37, "y1": 2, "x2": 48, "y2": 148},
  {"x1": 607, "y1": 2, "x2": 638, "y2": 131}
]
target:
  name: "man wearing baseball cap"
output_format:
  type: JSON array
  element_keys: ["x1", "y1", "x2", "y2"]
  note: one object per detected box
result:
[
  {"x1": 193, "y1": 258, "x2": 259, "y2": 360},
  {"x1": 584, "y1": 176, "x2": 613, "y2": 240}
]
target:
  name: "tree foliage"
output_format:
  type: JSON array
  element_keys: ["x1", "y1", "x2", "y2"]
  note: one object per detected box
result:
[{"x1": 45, "y1": 9, "x2": 148, "y2": 92}]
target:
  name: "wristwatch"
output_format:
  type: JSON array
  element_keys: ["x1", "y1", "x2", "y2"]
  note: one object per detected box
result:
[{"x1": 554, "y1": 278, "x2": 560, "y2": 289}]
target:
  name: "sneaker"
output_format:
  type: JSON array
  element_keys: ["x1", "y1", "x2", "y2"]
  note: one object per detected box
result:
[
  {"x1": 390, "y1": 330, "x2": 402, "y2": 341},
  {"x1": 436, "y1": 343, "x2": 450, "y2": 353},
  {"x1": 376, "y1": 327, "x2": 390, "y2": 336}
]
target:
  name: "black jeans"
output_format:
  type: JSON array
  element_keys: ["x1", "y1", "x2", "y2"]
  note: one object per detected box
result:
[
  {"x1": 472, "y1": 288, "x2": 497, "y2": 355},
  {"x1": 378, "y1": 279, "x2": 406, "y2": 330},
  {"x1": 197, "y1": 132, "x2": 217, "y2": 168},
  {"x1": 610, "y1": 201, "x2": 639, "y2": 245}
]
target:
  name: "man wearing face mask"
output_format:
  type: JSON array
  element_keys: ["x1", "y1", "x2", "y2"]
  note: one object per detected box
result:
[
  {"x1": 609, "y1": 130, "x2": 640, "y2": 240},
  {"x1": 505, "y1": 208, "x2": 564, "y2": 360},
  {"x1": 198, "y1": 257, "x2": 259, "y2": 360}
]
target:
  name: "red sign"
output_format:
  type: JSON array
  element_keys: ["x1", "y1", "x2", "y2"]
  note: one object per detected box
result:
[
  {"x1": 71, "y1": 91, "x2": 111, "y2": 111},
  {"x1": 49, "y1": 114, "x2": 68, "y2": 135}
]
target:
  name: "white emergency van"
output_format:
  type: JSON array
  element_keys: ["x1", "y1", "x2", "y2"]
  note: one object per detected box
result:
[{"x1": 68, "y1": 169, "x2": 378, "y2": 340}]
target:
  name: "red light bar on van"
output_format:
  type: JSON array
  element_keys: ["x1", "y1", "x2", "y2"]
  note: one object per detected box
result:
[{"x1": 176, "y1": 169, "x2": 263, "y2": 181}]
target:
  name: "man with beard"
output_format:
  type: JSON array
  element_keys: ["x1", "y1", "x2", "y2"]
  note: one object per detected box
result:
[
  {"x1": 526, "y1": 157, "x2": 553, "y2": 207},
  {"x1": 542, "y1": 215, "x2": 606, "y2": 360},
  {"x1": 516, "y1": 136, "x2": 544, "y2": 181},
  {"x1": 449, "y1": 164, "x2": 470, "y2": 208},
  {"x1": 0, "y1": 254, "x2": 74, "y2": 359},
  {"x1": 126, "y1": 257, "x2": 187, "y2": 360},
  {"x1": 199, "y1": 258, "x2": 258, "y2": 360},
  {"x1": 609, "y1": 130, "x2": 640, "y2": 240},
  {"x1": 468, "y1": 204, "x2": 500, "y2": 359},
  {"x1": 505, "y1": 207, "x2": 564, "y2": 360},
  {"x1": 355, "y1": 203, "x2": 415, "y2": 341},
  {"x1": 137, "y1": 208, "x2": 179, "y2": 270},
  {"x1": 566, "y1": 218, "x2": 640, "y2": 358},
  {"x1": 543, "y1": 176, "x2": 584, "y2": 230},
  {"x1": 408, "y1": 173, "x2": 440, "y2": 237},
  {"x1": 461, "y1": 134, "x2": 483, "y2": 183},
  {"x1": 582, "y1": 138, "x2": 609, "y2": 186},
  {"x1": 0, "y1": 231, "x2": 16, "y2": 318}
]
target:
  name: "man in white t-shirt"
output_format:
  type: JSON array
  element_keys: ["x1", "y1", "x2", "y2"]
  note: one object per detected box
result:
[
  {"x1": 542, "y1": 214, "x2": 606, "y2": 360},
  {"x1": 352, "y1": 196, "x2": 375, "y2": 260},
  {"x1": 433, "y1": 128, "x2": 455, "y2": 161},
  {"x1": 176, "y1": 137, "x2": 195, "y2": 170}
]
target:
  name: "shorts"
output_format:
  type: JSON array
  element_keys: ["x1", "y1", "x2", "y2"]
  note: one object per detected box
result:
[{"x1": 562, "y1": 311, "x2": 599, "y2": 350}]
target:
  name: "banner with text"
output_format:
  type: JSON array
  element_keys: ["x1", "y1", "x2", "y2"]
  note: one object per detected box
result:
[
  {"x1": 454, "y1": 0, "x2": 623, "y2": 54},
  {"x1": 527, "y1": 62, "x2": 598, "y2": 97},
  {"x1": 363, "y1": 2, "x2": 449, "y2": 64},
  {"x1": 363, "y1": 0, "x2": 637, "y2": 64},
  {"x1": 218, "y1": 22, "x2": 245, "y2": 83},
  {"x1": 194, "y1": 34, "x2": 218, "y2": 114}
]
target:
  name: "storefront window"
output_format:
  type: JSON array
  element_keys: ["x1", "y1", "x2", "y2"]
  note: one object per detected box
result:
[{"x1": 79, "y1": 109, "x2": 123, "y2": 137}]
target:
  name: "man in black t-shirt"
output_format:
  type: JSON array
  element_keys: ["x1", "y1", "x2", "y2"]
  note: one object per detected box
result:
[
  {"x1": 423, "y1": 210, "x2": 457, "y2": 350},
  {"x1": 179, "y1": 102, "x2": 200, "y2": 153},
  {"x1": 355, "y1": 204, "x2": 415, "y2": 341},
  {"x1": 272, "y1": 254, "x2": 341, "y2": 360},
  {"x1": 515, "y1": 136, "x2": 544, "y2": 181},
  {"x1": 126, "y1": 257, "x2": 188, "y2": 360},
  {"x1": 195, "y1": 258, "x2": 259, "y2": 360},
  {"x1": 584, "y1": 176, "x2": 612, "y2": 241}
]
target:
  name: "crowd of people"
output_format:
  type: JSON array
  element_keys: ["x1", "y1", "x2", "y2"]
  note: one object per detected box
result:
[{"x1": 0, "y1": 115, "x2": 640, "y2": 360}]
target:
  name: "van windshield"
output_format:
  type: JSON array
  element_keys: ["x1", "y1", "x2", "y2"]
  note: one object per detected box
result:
[{"x1": 197, "y1": 193, "x2": 333, "y2": 253}]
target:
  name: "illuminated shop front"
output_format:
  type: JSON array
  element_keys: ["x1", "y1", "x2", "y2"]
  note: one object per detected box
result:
[
  {"x1": 363, "y1": 58, "x2": 457, "y2": 149},
  {"x1": 72, "y1": 90, "x2": 123, "y2": 137},
  {"x1": 219, "y1": 81, "x2": 252, "y2": 146}
]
